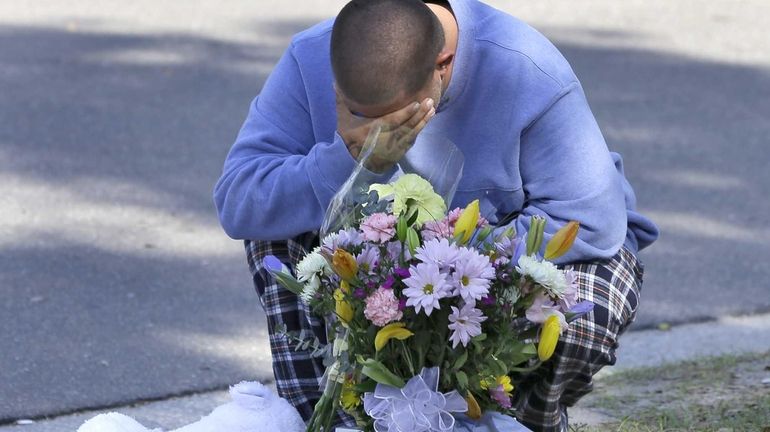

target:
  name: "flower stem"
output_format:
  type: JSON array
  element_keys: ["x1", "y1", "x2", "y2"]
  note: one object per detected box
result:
[{"x1": 400, "y1": 340, "x2": 416, "y2": 377}]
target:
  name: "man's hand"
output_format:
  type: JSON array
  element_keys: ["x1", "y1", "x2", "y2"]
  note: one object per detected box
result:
[{"x1": 336, "y1": 88, "x2": 436, "y2": 173}]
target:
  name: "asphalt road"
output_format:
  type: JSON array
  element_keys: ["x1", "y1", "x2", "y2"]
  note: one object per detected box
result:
[{"x1": 1, "y1": 0, "x2": 769, "y2": 423}]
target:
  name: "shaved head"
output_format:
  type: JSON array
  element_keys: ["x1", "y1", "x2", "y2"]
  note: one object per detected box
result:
[{"x1": 331, "y1": 0, "x2": 445, "y2": 106}]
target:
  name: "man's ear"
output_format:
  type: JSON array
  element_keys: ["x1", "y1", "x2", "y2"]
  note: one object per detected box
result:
[{"x1": 435, "y1": 52, "x2": 454, "y2": 72}]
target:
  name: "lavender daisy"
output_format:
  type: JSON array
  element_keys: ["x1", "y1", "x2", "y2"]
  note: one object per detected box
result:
[
  {"x1": 447, "y1": 303, "x2": 487, "y2": 348},
  {"x1": 356, "y1": 245, "x2": 380, "y2": 274},
  {"x1": 414, "y1": 238, "x2": 460, "y2": 270},
  {"x1": 403, "y1": 263, "x2": 451, "y2": 316},
  {"x1": 451, "y1": 247, "x2": 495, "y2": 302},
  {"x1": 323, "y1": 228, "x2": 363, "y2": 253},
  {"x1": 385, "y1": 240, "x2": 411, "y2": 263}
]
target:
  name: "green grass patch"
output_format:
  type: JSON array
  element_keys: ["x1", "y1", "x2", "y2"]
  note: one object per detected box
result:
[{"x1": 570, "y1": 351, "x2": 770, "y2": 431}]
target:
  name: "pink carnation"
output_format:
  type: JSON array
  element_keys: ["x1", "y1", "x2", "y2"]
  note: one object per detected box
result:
[
  {"x1": 446, "y1": 208, "x2": 463, "y2": 225},
  {"x1": 364, "y1": 288, "x2": 403, "y2": 326},
  {"x1": 361, "y1": 213, "x2": 397, "y2": 243},
  {"x1": 446, "y1": 207, "x2": 488, "y2": 229},
  {"x1": 421, "y1": 219, "x2": 452, "y2": 241}
]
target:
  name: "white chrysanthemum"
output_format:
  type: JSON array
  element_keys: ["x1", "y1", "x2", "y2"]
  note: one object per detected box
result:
[
  {"x1": 516, "y1": 255, "x2": 568, "y2": 296},
  {"x1": 300, "y1": 277, "x2": 320, "y2": 303},
  {"x1": 297, "y1": 248, "x2": 331, "y2": 281}
]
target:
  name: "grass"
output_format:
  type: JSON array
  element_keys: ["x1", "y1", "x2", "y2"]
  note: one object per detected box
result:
[{"x1": 569, "y1": 351, "x2": 770, "y2": 432}]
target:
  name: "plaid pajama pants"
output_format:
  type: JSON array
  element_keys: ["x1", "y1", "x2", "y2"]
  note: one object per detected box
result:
[{"x1": 245, "y1": 234, "x2": 644, "y2": 431}]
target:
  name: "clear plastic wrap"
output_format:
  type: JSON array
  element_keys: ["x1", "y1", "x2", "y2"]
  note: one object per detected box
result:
[{"x1": 320, "y1": 125, "x2": 465, "y2": 240}]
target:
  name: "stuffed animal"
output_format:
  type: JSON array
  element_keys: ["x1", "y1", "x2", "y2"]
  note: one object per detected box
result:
[{"x1": 77, "y1": 382, "x2": 305, "y2": 432}]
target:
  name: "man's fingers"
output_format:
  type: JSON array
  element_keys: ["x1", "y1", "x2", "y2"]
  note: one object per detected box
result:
[
  {"x1": 382, "y1": 98, "x2": 431, "y2": 127},
  {"x1": 402, "y1": 105, "x2": 436, "y2": 143},
  {"x1": 404, "y1": 98, "x2": 434, "y2": 129}
]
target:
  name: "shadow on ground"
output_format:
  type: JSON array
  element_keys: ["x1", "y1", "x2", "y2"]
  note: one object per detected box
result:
[{"x1": 0, "y1": 19, "x2": 768, "y2": 421}]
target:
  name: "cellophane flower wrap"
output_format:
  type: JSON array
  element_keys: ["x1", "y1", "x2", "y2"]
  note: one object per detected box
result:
[{"x1": 264, "y1": 127, "x2": 591, "y2": 431}]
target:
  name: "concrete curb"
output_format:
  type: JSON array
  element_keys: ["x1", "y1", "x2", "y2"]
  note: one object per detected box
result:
[{"x1": 4, "y1": 313, "x2": 769, "y2": 431}]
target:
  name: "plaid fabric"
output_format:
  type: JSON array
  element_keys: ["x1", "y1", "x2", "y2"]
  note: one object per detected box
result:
[
  {"x1": 511, "y1": 246, "x2": 644, "y2": 431},
  {"x1": 245, "y1": 234, "x2": 356, "y2": 428},
  {"x1": 246, "y1": 235, "x2": 643, "y2": 432}
]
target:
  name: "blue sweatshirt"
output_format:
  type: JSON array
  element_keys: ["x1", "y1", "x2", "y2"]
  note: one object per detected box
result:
[{"x1": 214, "y1": 0, "x2": 659, "y2": 264}]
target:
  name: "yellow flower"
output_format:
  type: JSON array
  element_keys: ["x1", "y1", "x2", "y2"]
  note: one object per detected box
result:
[
  {"x1": 370, "y1": 174, "x2": 446, "y2": 225},
  {"x1": 453, "y1": 199, "x2": 480, "y2": 244},
  {"x1": 334, "y1": 286, "x2": 354, "y2": 326},
  {"x1": 480, "y1": 375, "x2": 514, "y2": 394},
  {"x1": 374, "y1": 322, "x2": 414, "y2": 352},
  {"x1": 544, "y1": 221, "x2": 580, "y2": 260},
  {"x1": 465, "y1": 392, "x2": 482, "y2": 420},
  {"x1": 538, "y1": 314, "x2": 561, "y2": 361},
  {"x1": 340, "y1": 378, "x2": 361, "y2": 410},
  {"x1": 332, "y1": 249, "x2": 358, "y2": 281}
]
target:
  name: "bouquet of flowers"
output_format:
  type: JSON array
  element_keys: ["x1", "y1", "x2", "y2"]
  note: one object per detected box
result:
[{"x1": 264, "y1": 129, "x2": 592, "y2": 432}]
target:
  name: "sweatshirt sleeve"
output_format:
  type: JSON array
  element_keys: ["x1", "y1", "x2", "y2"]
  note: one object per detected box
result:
[
  {"x1": 214, "y1": 45, "x2": 373, "y2": 240},
  {"x1": 513, "y1": 81, "x2": 627, "y2": 264}
]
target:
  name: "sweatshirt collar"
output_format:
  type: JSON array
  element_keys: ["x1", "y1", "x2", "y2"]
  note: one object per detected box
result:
[{"x1": 438, "y1": 0, "x2": 476, "y2": 112}]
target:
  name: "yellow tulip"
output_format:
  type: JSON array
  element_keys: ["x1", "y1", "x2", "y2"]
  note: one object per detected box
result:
[
  {"x1": 339, "y1": 280, "x2": 351, "y2": 293},
  {"x1": 465, "y1": 392, "x2": 482, "y2": 420},
  {"x1": 374, "y1": 322, "x2": 414, "y2": 352},
  {"x1": 334, "y1": 288, "x2": 354, "y2": 325},
  {"x1": 454, "y1": 199, "x2": 480, "y2": 244},
  {"x1": 538, "y1": 314, "x2": 561, "y2": 361},
  {"x1": 544, "y1": 221, "x2": 580, "y2": 260},
  {"x1": 332, "y1": 249, "x2": 358, "y2": 281}
]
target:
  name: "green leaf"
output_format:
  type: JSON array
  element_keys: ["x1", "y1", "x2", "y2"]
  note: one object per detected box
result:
[
  {"x1": 492, "y1": 358, "x2": 508, "y2": 376},
  {"x1": 522, "y1": 343, "x2": 537, "y2": 355},
  {"x1": 354, "y1": 379, "x2": 377, "y2": 393},
  {"x1": 272, "y1": 272, "x2": 304, "y2": 296},
  {"x1": 455, "y1": 371, "x2": 469, "y2": 390},
  {"x1": 472, "y1": 333, "x2": 487, "y2": 342},
  {"x1": 358, "y1": 357, "x2": 405, "y2": 388},
  {"x1": 453, "y1": 350, "x2": 468, "y2": 370}
]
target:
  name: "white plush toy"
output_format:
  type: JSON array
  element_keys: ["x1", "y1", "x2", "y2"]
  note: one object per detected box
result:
[{"x1": 77, "y1": 382, "x2": 305, "y2": 432}]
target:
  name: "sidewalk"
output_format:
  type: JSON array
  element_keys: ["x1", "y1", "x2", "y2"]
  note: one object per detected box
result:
[{"x1": 4, "y1": 313, "x2": 770, "y2": 431}]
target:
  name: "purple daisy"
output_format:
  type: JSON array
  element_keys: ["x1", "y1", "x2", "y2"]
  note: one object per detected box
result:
[
  {"x1": 447, "y1": 303, "x2": 487, "y2": 348},
  {"x1": 356, "y1": 245, "x2": 380, "y2": 274}
]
